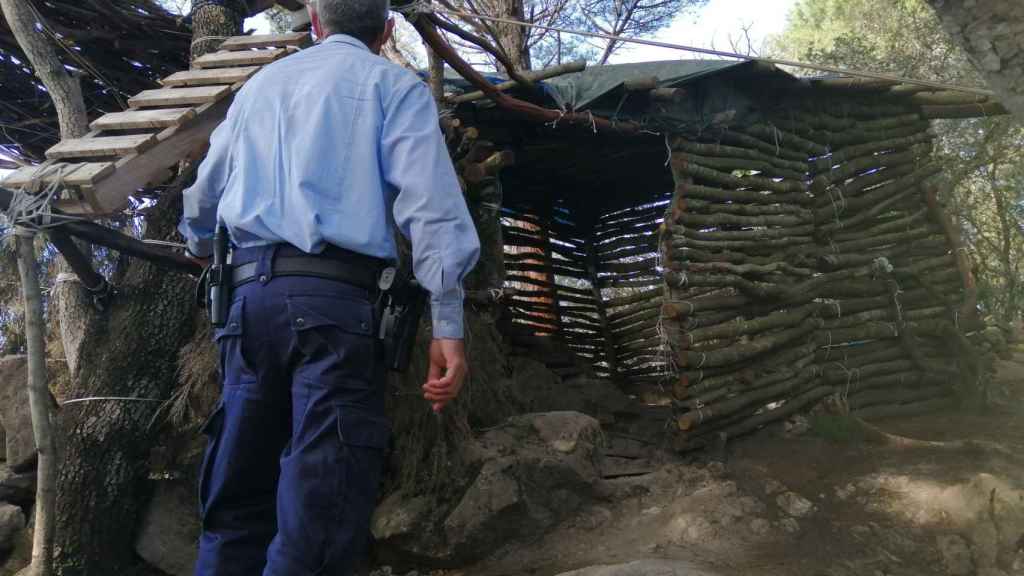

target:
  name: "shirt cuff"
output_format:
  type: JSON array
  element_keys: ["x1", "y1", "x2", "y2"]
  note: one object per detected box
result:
[{"x1": 431, "y1": 298, "x2": 465, "y2": 339}]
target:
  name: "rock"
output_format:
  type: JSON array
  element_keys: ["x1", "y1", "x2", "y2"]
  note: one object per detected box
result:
[
  {"x1": 372, "y1": 492, "x2": 433, "y2": 542},
  {"x1": 0, "y1": 503, "x2": 25, "y2": 553},
  {"x1": 835, "y1": 483, "x2": 856, "y2": 501},
  {"x1": 527, "y1": 411, "x2": 603, "y2": 454},
  {"x1": 749, "y1": 518, "x2": 771, "y2": 536},
  {"x1": 0, "y1": 468, "x2": 34, "y2": 508},
  {"x1": 776, "y1": 491, "x2": 815, "y2": 518},
  {"x1": 737, "y1": 496, "x2": 766, "y2": 516},
  {"x1": 134, "y1": 480, "x2": 201, "y2": 576},
  {"x1": 936, "y1": 534, "x2": 973, "y2": 576},
  {"x1": 0, "y1": 357, "x2": 33, "y2": 466},
  {"x1": 374, "y1": 411, "x2": 603, "y2": 565},
  {"x1": 555, "y1": 559, "x2": 723, "y2": 575},
  {"x1": 783, "y1": 415, "x2": 810, "y2": 436},
  {"x1": 764, "y1": 478, "x2": 786, "y2": 495},
  {"x1": 704, "y1": 461, "x2": 726, "y2": 478},
  {"x1": 778, "y1": 518, "x2": 800, "y2": 533}
]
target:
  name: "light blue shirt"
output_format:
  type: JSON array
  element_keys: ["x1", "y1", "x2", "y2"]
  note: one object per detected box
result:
[{"x1": 179, "y1": 34, "x2": 480, "y2": 339}]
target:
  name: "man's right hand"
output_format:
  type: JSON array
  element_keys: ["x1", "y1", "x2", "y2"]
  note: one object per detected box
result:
[{"x1": 422, "y1": 339, "x2": 467, "y2": 413}]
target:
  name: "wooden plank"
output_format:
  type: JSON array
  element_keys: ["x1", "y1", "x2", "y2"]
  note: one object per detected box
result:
[
  {"x1": 63, "y1": 163, "x2": 115, "y2": 186},
  {"x1": 129, "y1": 85, "x2": 232, "y2": 108},
  {"x1": 46, "y1": 134, "x2": 157, "y2": 160},
  {"x1": 219, "y1": 32, "x2": 308, "y2": 51},
  {"x1": 61, "y1": 91, "x2": 238, "y2": 215},
  {"x1": 90, "y1": 108, "x2": 197, "y2": 130},
  {"x1": 192, "y1": 48, "x2": 286, "y2": 69},
  {"x1": 2, "y1": 162, "x2": 114, "y2": 189},
  {"x1": 161, "y1": 66, "x2": 260, "y2": 87}
]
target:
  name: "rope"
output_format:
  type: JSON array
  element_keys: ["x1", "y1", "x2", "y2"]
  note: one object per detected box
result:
[
  {"x1": 417, "y1": 5, "x2": 997, "y2": 97},
  {"x1": 2, "y1": 165, "x2": 87, "y2": 234},
  {"x1": 62, "y1": 396, "x2": 166, "y2": 407}
]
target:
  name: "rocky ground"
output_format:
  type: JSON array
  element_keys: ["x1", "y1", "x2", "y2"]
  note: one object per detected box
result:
[
  {"x1": 371, "y1": 352, "x2": 1024, "y2": 576},
  {"x1": 1, "y1": 353, "x2": 1023, "y2": 576}
]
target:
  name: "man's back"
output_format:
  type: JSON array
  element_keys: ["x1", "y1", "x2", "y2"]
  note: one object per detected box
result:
[{"x1": 211, "y1": 34, "x2": 423, "y2": 259}]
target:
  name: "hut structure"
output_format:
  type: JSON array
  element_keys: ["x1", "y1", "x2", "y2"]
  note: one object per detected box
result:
[{"x1": 0, "y1": 24, "x2": 1009, "y2": 451}]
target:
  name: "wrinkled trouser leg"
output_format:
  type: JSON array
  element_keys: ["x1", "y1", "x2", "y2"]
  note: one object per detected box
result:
[
  {"x1": 264, "y1": 278, "x2": 390, "y2": 575},
  {"x1": 194, "y1": 290, "x2": 290, "y2": 576}
]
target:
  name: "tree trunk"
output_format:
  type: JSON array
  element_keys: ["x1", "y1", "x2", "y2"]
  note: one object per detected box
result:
[
  {"x1": 0, "y1": 2, "x2": 90, "y2": 574},
  {"x1": 0, "y1": 0, "x2": 88, "y2": 139},
  {"x1": 15, "y1": 232, "x2": 57, "y2": 576},
  {"x1": 480, "y1": 0, "x2": 531, "y2": 70},
  {"x1": 926, "y1": 0, "x2": 1024, "y2": 118},
  {"x1": 52, "y1": 4, "x2": 242, "y2": 574}
]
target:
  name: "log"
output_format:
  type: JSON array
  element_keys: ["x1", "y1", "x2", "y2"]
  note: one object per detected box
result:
[
  {"x1": 715, "y1": 131, "x2": 809, "y2": 163},
  {"x1": 813, "y1": 131, "x2": 933, "y2": 171},
  {"x1": 810, "y1": 144, "x2": 932, "y2": 195},
  {"x1": 673, "y1": 152, "x2": 807, "y2": 182},
  {"x1": 673, "y1": 160, "x2": 810, "y2": 196},
  {"x1": 742, "y1": 124, "x2": 829, "y2": 156},
  {"x1": 685, "y1": 198, "x2": 812, "y2": 218},
  {"x1": 685, "y1": 303, "x2": 821, "y2": 347},
  {"x1": 675, "y1": 318, "x2": 822, "y2": 368},
  {"x1": 675, "y1": 210, "x2": 808, "y2": 228},
  {"x1": 671, "y1": 138, "x2": 809, "y2": 173},
  {"x1": 677, "y1": 366, "x2": 818, "y2": 430}
]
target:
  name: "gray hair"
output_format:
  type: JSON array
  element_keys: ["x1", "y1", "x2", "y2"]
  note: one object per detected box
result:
[{"x1": 313, "y1": 0, "x2": 390, "y2": 45}]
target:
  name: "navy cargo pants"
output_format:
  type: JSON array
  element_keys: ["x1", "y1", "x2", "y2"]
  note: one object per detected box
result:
[{"x1": 195, "y1": 245, "x2": 391, "y2": 576}]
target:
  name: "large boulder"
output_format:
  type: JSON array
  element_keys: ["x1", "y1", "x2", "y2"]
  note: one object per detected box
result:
[
  {"x1": 0, "y1": 357, "x2": 32, "y2": 466},
  {"x1": 135, "y1": 480, "x2": 200, "y2": 576},
  {"x1": 373, "y1": 411, "x2": 604, "y2": 566},
  {"x1": 555, "y1": 559, "x2": 723, "y2": 576},
  {"x1": 0, "y1": 504, "x2": 25, "y2": 555}
]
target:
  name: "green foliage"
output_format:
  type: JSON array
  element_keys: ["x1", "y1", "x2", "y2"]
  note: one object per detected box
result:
[{"x1": 771, "y1": 0, "x2": 1024, "y2": 325}]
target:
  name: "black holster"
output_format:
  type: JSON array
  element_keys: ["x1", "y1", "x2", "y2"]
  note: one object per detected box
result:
[
  {"x1": 202, "y1": 224, "x2": 232, "y2": 328},
  {"x1": 377, "y1": 267, "x2": 427, "y2": 373}
]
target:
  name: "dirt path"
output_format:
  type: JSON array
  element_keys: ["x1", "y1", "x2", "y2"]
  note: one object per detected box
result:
[{"x1": 464, "y1": 355, "x2": 1024, "y2": 576}]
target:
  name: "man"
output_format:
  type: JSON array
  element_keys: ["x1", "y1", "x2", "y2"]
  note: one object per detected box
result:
[{"x1": 178, "y1": 0, "x2": 481, "y2": 572}]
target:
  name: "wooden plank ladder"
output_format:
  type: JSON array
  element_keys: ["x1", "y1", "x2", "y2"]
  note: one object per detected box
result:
[{"x1": 1, "y1": 31, "x2": 309, "y2": 215}]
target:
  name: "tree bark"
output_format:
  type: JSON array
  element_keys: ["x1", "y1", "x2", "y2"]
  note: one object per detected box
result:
[
  {"x1": 14, "y1": 232, "x2": 57, "y2": 576},
  {"x1": 926, "y1": 0, "x2": 1024, "y2": 118},
  {"x1": 0, "y1": 0, "x2": 88, "y2": 139},
  {"x1": 52, "y1": 4, "x2": 241, "y2": 574}
]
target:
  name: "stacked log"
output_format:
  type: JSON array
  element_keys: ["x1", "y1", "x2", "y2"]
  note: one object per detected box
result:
[{"x1": 653, "y1": 100, "x2": 981, "y2": 450}]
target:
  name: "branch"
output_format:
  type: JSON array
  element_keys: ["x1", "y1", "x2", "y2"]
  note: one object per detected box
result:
[
  {"x1": 428, "y1": 13, "x2": 534, "y2": 89},
  {"x1": 411, "y1": 17, "x2": 640, "y2": 134}
]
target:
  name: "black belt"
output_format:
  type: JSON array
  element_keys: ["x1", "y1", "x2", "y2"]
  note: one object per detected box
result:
[{"x1": 231, "y1": 256, "x2": 381, "y2": 291}]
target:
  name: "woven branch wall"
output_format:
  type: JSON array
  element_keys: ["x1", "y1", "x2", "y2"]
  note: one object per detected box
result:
[
  {"x1": 660, "y1": 102, "x2": 983, "y2": 449},
  {"x1": 485, "y1": 91, "x2": 990, "y2": 446}
]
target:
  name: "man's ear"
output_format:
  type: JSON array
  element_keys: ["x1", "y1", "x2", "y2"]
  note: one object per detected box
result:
[
  {"x1": 309, "y1": 5, "x2": 324, "y2": 40},
  {"x1": 382, "y1": 17, "x2": 395, "y2": 47}
]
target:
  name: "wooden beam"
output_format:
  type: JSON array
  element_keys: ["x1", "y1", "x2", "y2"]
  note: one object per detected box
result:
[
  {"x1": 161, "y1": 66, "x2": 260, "y2": 87},
  {"x1": 192, "y1": 48, "x2": 287, "y2": 69},
  {"x1": 219, "y1": 32, "x2": 309, "y2": 51},
  {"x1": 1, "y1": 162, "x2": 114, "y2": 189},
  {"x1": 128, "y1": 85, "x2": 233, "y2": 108},
  {"x1": 45, "y1": 135, "x2": 157, "y2": 160},
  {"x1": 90, "y1": 108, "x2": 196, "y2": 131}
]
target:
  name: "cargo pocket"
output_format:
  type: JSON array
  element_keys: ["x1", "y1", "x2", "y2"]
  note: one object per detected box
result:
[
  {"x1": 197, "y1": 399, "x2": 225, "y2": 523},
  {"x1": 321, "y1": 409, "x2": 391, "y2": 571},
  {"x1": 213, "y1": 297, "x2": 253, "y2": 383},
  {"x1": 287, "y1": 294, "x2": 377, "y2": 385}
]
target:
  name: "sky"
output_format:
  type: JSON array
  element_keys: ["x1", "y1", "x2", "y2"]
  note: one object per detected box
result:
[{"x1": 244, "y1": 0, "x2": 799, "y2": 64}]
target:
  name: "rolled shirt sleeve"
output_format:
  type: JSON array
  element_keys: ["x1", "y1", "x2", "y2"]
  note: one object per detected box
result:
[{"x1": 382, "y1": 80, "x2": 481, "y2": 339}]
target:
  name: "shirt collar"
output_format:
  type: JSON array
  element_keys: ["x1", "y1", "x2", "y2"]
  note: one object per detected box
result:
[{"x1": 322, "y1": 34, "x2": 371, "y2": 52}]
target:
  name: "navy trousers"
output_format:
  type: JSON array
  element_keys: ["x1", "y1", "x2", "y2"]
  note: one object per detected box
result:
[{"x1": 195, "y1": 245, "x2": 391, "y2": 576}]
